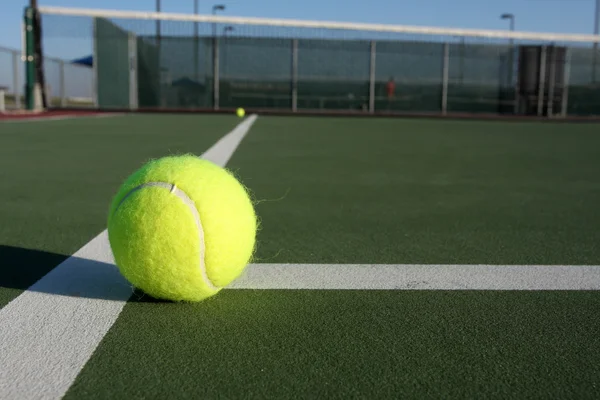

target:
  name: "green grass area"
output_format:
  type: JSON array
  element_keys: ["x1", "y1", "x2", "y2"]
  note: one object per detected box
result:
[{"x1": 0, "y1": 114, "x2": 239, "y2": 307}]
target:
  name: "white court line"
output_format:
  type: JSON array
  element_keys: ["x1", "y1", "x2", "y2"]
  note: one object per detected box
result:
[
  {"x1": 0, "y1": 114, "x2": 258, "y2": 400},
  {"x1": 229, "y1": 263, "x2": 600, "y2": 290}
]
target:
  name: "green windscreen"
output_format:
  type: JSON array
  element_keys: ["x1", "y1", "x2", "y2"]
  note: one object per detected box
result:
[
  {"x1": 220, "y1": 37, "x2": 292, "y2": 109},
  {"x1": 297, "y1": 39, "x2": 370, "y2": 111},
  {"x1": 35, "y1": 11, "x2": 597, "y2": 116},
  {"x1": 94, "y1": 17, "x2": 130, "y2": 109},
  {"x1": 136, "y1": 37, "x2": 160, "y2": 108}
]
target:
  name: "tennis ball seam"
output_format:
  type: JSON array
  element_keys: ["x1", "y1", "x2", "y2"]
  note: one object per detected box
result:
[{"x1": 113, "y1": 181, "x2": 219, "y2": 292}]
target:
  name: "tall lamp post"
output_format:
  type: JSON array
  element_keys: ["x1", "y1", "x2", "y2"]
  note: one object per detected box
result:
[
  {"x1": 501, "y1": 13, "x2": 515, "y2": 83},
  {"x1": 193, "y1": 0, "x2": 199, "y2": 82},
  {"x1": 156, "y1": 0, "x2": 161, "y2": 43},
  {"x1": 212, "y1": 5, "x2": 225, "y2": 37},
  {"x1": 212, "y1": 5, "x2": 225, "y2": 109},
  {"x1": 501, "y1": 13, "x2": 516, "y2": 113}
]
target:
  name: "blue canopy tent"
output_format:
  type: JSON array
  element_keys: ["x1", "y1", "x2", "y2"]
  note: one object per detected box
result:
[{"x1": 71, "y1": 55, "x2": 93, "y2": 67}]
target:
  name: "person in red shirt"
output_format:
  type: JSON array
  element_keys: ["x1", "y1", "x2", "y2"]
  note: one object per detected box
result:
[{"x1": 386, "y1": 77, "x2": 396, "y2": 100}]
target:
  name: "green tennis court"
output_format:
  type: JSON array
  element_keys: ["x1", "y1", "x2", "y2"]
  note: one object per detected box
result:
[{"x1": 1, "y1": 114, "x2": 599, "y2": 398}]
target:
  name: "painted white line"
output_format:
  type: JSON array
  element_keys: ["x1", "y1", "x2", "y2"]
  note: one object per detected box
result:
[
  {"x1": 0, "y1": 114, "x2": 258, "y2": 400},
  {"x1": 229, "y1": 263, "x2": 600, "y2": 290},
  {"x1": 201, "y1": 115, "x2": 257, "y2": 166}
]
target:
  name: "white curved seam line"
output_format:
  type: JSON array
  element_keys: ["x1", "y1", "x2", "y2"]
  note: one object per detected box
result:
[{"x1": 114, "y1": 181, "x2": 218, "y2": 291}]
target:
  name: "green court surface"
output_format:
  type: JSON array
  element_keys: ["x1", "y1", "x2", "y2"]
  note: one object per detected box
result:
[{"x1": 1, "y1": 114, "x2": 599, "y2": 398}]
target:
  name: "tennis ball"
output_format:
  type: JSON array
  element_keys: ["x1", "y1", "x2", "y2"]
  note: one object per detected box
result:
[
  {"x1": 107, "y1": 155, "x2": 257, "y2": 302},
  {"x1": 236, "y1": 108, "x2": 245, "y2": 118}
]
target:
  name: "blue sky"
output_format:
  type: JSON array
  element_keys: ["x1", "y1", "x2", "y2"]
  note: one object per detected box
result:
[{"x1": 1, "y1": 0, "x2": 599, "y2": 51}]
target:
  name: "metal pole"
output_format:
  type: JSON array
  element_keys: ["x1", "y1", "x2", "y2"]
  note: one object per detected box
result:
[
  {"x1": 547, "y1": 46, "x2": 556, "y2": 117},
  {"x1": 194, "y1": 0, "x2": 199, "y2": 37},
  {"x1": 59, "y1": 59, "x2": 65, "y2": 107},
  {"x1": 92, "y1": 18, "x2": 98, "y2": 107},
  {"x1": 459, "y1": 37, "x2": 464, "y2": 84},
  {"x1": 508, "y1": 17, "x2": 514, "y2": 87},
  {"x1": 537, "y1": 46, "x2": 547, "y2": 116},
  {"x1": 156, "y1": 0, "x2": 164, "y2": 108},
  {"x1": 291, "y1": 39, "x2": 298, "y2": 112},
  {"x1": 194, "y1": 0, "x2": 199, "y2": 82},
  {"x1": 211, "y1": 5, "x2": 224, "y2": 110},
  {"x1": 12, "y1": 50, "x2": 21, "y2": 109},
  {"x1": 514, "y1": 46, "x2": 520, "y2": 115},
  {"x1": 441, "y1": 42, "x2": 449, "y2": 115},
  {"x1": 156, "y1": 0, "x2": 161, "y2": 42},
  {"x1": 24, "y1": 7, "x2": 35, "y2": 110},
  {"x1": 213, "y1": 37, "x2": 219, "y2": 109},
  {"x1": 593, "y1": 0, "x2": 599, "y2": 83},
  {"x1": 129, "y1": 32, "x2": 138, "y2": 110},
  {"x1": 369, "y1": 41, "x2": 376, "y2": 113},
  {"x1": 561, "y1": 47, "x2": 571, "y2": 117}
]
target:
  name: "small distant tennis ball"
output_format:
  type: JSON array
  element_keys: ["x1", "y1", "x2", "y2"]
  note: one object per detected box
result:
[
  {"x1": 107, "y1": 155, "x2": 257, "y2": 302},
  {"x1": 236, "y1": 107, "x2": 245, "y2": 118}
]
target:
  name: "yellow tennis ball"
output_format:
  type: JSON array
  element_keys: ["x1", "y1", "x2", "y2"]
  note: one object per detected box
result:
[
  {"x1": 236, "y1": 108, "x2": 245, "y2": 118},
  {"x1": 107, "y1": 155, "x2": 257, "y2": 302}
]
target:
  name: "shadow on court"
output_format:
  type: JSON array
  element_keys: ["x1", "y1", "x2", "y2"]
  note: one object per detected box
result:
[{"x1": 0, "y1": 244, "x2": 170, "y2": 303}]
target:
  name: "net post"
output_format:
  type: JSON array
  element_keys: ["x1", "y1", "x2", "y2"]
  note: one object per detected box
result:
[
  {"x1": 561, "y1": 47, "x2": 571, "y2": 117},
  {"x1": 24, "y1": 7, "x2": 36, "y2": 110},
  {"x1": 546, "y1": 46, "x2": 556, "y2": 117},
  {"x1": 369, "y1": 41, "x2": 376, "y2": 113},
  {"x1": 12, "y1": 49, "x2": 21, "y2": 109},
  {"x1": 537, "y1": 45, "x2": 547, "y2": 117},
  {"x1": 291, "y1": 39, "x2": 298, "y2": 112},
  {"x1": 32, "y1": 6, "x2": 47, "y2": 110},
  {"x1": 213, "y1": 37, "x2": 220, "y2": 110},
  {"x1": 441, "y1": 42, "x2": 449, "y2": 115},
  {"x1": 58, "y1": 59, "x2": 65, "y2": 107}
]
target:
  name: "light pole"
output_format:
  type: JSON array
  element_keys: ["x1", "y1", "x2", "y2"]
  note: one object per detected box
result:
[
  {"x1": 193, "y1": 0, "x2": 199, "y2": 82},
  {"x1": 212, "y1": 5, "x2": 225, "y2": 38},
  {"x1": 501, "y1": 13, "x2": 515, "y2": 44},
  {"x1": 212, "y1": 5, "x2": 225, "y2": 109},
  {"x1": 156, "y1": 0, "x2": 161, "y2": 43},
  {"x1": 501, "y1": 14, "x2": 515, "y2": 81},
  {"x1": 501, "y1": 13, "x2": 516, "y2": 113},
  {"x1": 222, "y1": 26, "x2": 234, "y2": 83}
]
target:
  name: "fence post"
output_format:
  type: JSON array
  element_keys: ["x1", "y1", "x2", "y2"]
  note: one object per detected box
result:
[
  {"x1": 546, "y1": 47, "x2": 556, "y2": 117},
  {"x1": 59, "y1": 59, "x2": 66, "y2": 107},
  {"x1": 537, "y1": 45, "x2": 547, "y2": 117},
  {"x1": 128, "y1": 32, "x2": 138, "y2": 110},
  {"x1": 513, "y1": 46, "x2": 520, "y2": 115},
  {"x1": 561, "y1": 47, "x2": 571, "y2": 117},
  {"x1": 213, "y1": 37, "x2": 220, "y2": 110},
  {"x1": 292, "y1": 39, "x2": 298, "y2": 112},
  {"x1": 441, "y1": 43, "x2": 449, "y2": 115},
  {"x1": 12, "y1": 50, "x2": 21, "y2": 109},
  {"x1": 369, "y1": 41, "x2": 376, "y2": 113},
  {"x1": 92, "y1": 18, "x2": 98, "y2": 107}
]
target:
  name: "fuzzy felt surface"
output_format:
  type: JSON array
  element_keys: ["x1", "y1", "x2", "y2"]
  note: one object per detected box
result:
[{"x1": 107, "y1": 155, "x2": 257, "y2": 302}]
